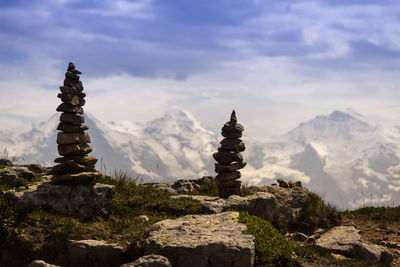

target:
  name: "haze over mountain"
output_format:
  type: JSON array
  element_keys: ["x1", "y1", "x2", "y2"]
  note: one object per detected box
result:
[{"x1": 1, "y1": 108, "x2": 399, "y2": 209}]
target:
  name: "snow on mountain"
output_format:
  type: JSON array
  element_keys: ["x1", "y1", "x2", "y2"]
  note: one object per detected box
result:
[{"x1": 0, "y1": 108, "x2": 399, "y2": 209}]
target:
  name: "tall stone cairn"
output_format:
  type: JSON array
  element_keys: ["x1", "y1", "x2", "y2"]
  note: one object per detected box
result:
[
  {"x1": 213, "y1": 110, "x2": 246, "y2": 198},
  {"x1": 52, "y1": 62, "x2": 100, "y2": 185}
]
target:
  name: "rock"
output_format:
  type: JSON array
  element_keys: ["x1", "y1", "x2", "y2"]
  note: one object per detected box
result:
[
  {"x1": 5, "y1": 181, "x2": 114, "y2": 218},
  {"x1": 292, "y1": 232, "x2": 308, "y2": 242},
  {"x1": 28, "y1": 260, "x2": 60, "y2": 267},
  {"x1": 218, "y1": 139, "x2": 245, "y2": 153},
  {"x1": 59, "y1": 113, "x2": 85, "y2": 124},
  {"x1": 150, "y1": 177, "x2": 214, "y2": 194},
  {"x1": 57, "y1": 143, "x2": 92, "y2": 156},
  {"x1": 57, "y1": 123, "x2": 89, "y2": 133},
  {"x1": 58, "y1": 93, "x2": 85, "y2": 106},
  {"x1": 24, "y1": 164, "x2": 47, "y2": 173},
  {"x1": 54, "y1": 155, "x2": 97, "y2": 166},
  {"x1": 62, "y1": 239, "x2": 124, "y2": 267},
  {"x1": 121, "y1": 254, "x2": 172, "y2": 267},
  {"x1": 215, "y1": 162, "x2": 246, "y2": 173},
  {"x1": 0, "y1": 158, "x2": 13, "y2": 166},
  {"x1": 145, "y1": 212, "x2": 255, "y2": 267},
  {"x1": 0, "y1": 171, "x2": 19, "y2": 186},
  {"x1": 59, "y1": 86, "x2": 79, "y2": 95},
  {"x1": 56, "y1": 103, "x2": 83, "y2": 114},
  {"x1": 315, "y1": 226, "x2": 393, "y2": 265},
  {"x1": 137, "y1": 215, "x2": 149, "y2": 222},
  {"x1": 331, "y1": 253, "x2": 348, "y2": 260},
  {"x1": 52, "y1": 160, "x2": 95, "y2": 173},
  {"x1": 171, "y1": 179, "x2": 201, "y2": 193},
  {"x1": 52, "y1": 171, "x2": 100, "y2": 185},
  {"x1": 277, "y1": 178, "x2": 289, "y2": 188},
  {"x1": 213, "y1": 152, "x2": 243, "y2": 165},
  {"x1": 215, "y1": 171, "x2": 241, "y2": 183},
  {"x1": 56, "y1": 132, "x2": 91, "y2": 145}
]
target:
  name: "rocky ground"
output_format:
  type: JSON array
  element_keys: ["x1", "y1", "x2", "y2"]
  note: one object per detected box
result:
[{"x1": 1, "y1": 160, "x2": 399, "y2": 266}]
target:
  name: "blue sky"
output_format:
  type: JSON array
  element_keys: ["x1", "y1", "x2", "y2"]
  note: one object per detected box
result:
[{"x1": 1, "y1": 0, "x2": 400, "y2": 136}]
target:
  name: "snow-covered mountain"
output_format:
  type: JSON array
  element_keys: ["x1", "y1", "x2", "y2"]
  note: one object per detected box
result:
[{"x1": 0, "y1": 109, "x2": 399, "y2": 209}]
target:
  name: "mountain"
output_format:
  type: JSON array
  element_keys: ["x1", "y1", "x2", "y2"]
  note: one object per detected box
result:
[{"x1": 0, "y1": 109, "x2": 399, "y2": 209}]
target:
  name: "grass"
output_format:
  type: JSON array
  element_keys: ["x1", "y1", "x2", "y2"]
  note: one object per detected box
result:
[
  {"x1": 341, "y1": 206, "x2": 400, "y2": 221},
  {"x1": 239, "y1": 212, "x2": 299, "y2": 267},
  {"x1": 296, "y1": 192, "x2": 341, "y2": 234}
]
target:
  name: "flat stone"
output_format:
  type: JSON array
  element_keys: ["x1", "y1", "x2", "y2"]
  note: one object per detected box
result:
[
  {"x1": 215, "y1": 171, "x2": 241, "y2": 183},
  {"x1": 63, "y1": 78, "x2": 80, "y2": 88},
  {"x1": 58, "y1": 93, "x2": 85, "y2": 106},
  {"x1": 52, "y1": 160, "x2": 96, "y2": 174},
  {"x1": 221, "y1": 131, "x2": 242, "y2": 139},
  {"x1": 56, "y1": 103, "x2": 83, "y2": 114},
  {"x1": 145, "y1": 212, "x2": 255, "y2": 267},
  {"x1": 60, "y1": 86, "x2": 78, "y2": 95},
  {"x1": 52, "y1": 171, "x2": 100, "y2": 185},
  {"x1": 215, "y1": 162, "x2": 246, "y2": 173},
  {"x1": 122, "y1": 254, "x2": 172, "y2": 267},
  {"x1": 28, "y1": 260, "x2": 60, "y2": 267},
  {"x1": 222, "y1": 122, "x2": 244, "y2": 134},
  {"x1": 315, "y1": 226, "x2": 393, "y2": 265},
  {"x1": 61, "y1": 239, "x2": 123, "y2": 267},
  {"x1": 213, "y1": 152, "x2": 243, "y2": 165},
  {"x1": 5, "y1": 182, "x2": 115, "y2": 218},
  {"x1": 57, "y1": 123, "x2": 89, "y2": 133},
  {"x1": 65, "y1": 71, "x2": 80, "y2": 81},
  {"x1": 57, "y1": 132, "x2": 91, "y2": 145},
  {"x1": 58, "y1": 143, "x2": 92, "y2": 156},
  {"x1": 60, "y1": 113, "x2": 84, "y2": 124},
  {"x1": 54, "y1": 155, "x2": 97, "y2": 166},
  {"x1": 218, "y1": 139, "x2": 245, "y2": 152}
]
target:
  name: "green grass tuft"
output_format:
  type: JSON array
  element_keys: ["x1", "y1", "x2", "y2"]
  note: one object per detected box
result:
[
  {"x1": 341, "y1": 206, "x2": 400, "y2": 221},
  {"x1": 296, "y1": 192, "x2": 341, "y2": 234},
  {"x1": 239, "y1": 212, "x2": 299, "y2": 267}
]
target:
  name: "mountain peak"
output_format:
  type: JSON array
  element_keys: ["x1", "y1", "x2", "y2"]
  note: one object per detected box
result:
[{"x1": 327, "y1": 110, "x2": 355, "y2": 121}]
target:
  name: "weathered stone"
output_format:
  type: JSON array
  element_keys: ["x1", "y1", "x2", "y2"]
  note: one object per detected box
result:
[
  {"x1": 60, "y1": 113, "x2": 84, "y2": 124},
  {"x1": 57, "y1": 123, "x2": 89, "y2": 133},
  {"x1": 215, "y1": 171, "x2": 241, "y2": 183},
  {"x1": 218, "y1": 138, "x2": 245, "y2": 152},
  {"x1": 146, "y1": 212, "x2": 255, "y2": 267},
  {"x1": 58, "y1": 143, "x2": 92, "y2": 156},
  {"x1": 0, "y1": 158, "x2": 13, "y2": 166},
  {"x1": 23, "y1": 164, "x2": 47, "y2": 174},
  {"x1": 64, "y1": 78, "x2": 80, "y2": 88},
  {"x1": 221, "y1": 131, "x2": 242, "y2": 139},
  {"x1": 137, "y1": 215, "x2": 149, "y2": 222},
  {"x1": 56, "y1": 103, "x2": 83, "y2": 114},
  {"x1": 65, "y1": 71, "x2": 80, "y2": 81},
  {"x1": 0, "y1": 171, "x2": 18, "y2": 186},
  {"x1": 52, "y1": 160, "x2": 95, "y2": 174},
  {"x1": 58, "y1": 93, "x2": 85, "y2": 106},
  {"x1": 28, "y1": 260, "x2": 60, "y2": 267},
  {"x1": 150, "y1": 177, "x2": 214, "y2": 194},
  {"x1": 57, "y1": 132, "x2": 91, "y2": 145},
  {"x1": 61, "y1": 239, "x2": 123, "y2": 267},
  {"x1": 52, "y1": 171, "x2": 100, "y2": 185},
  {"x1": 0, "y1": 167, "x2": 36, "y2": 184},
  {"x1": 54, "y1": 155, "x2": 97, "y2": 166},
  {"x1": 277, "y1": 178, "x2": 289, "y2": 188},
  {"x1": 60, "y1": 86, "x2": 78, "y2": 95},
  {"x1": 122, "y1": 254, "x2": 172, "y2": 267},
  {"x1": 221, "y1": 123, "x2": 244, "y2": 134},
  {"x1": 218, "y1": 183, "x2": 241, "y2": 198},
  {"x1": 213, "y1": 152, "x2": 243, "y2": 165},
  {"x1": 5, "y1": 181, "x2": 115, "y2": 218},
  {"x1": 78, "y1": 92, "x2": 86, "y2": 98},
  {"x1": 315, "y1": 226, "x2": 393, "y2": 265},
  {"x1": 215, "y1": 162, "x2": 246, "y2": 173}
]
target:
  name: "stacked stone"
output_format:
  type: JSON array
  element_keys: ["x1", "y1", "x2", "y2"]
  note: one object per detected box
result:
[
  {"x1": 52, "y1": 62, "x2": 100, "y2": 185},
  {"x1": 213, "y1": 110, "x2": 246, "y2": 198}
]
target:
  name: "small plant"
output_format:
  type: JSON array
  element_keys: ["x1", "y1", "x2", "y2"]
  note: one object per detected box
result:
[
  {"x1": 296, "y1": 192, "x2": 341, "y2": 234},
  {"x1": 239, "y1": 212, "x2": 299, "y2": 267},
  {"x1": 0, "y1": 195, "x2": 15, "y2": 253}
]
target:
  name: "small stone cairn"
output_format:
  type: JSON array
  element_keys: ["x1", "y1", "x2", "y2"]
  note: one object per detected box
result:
[
  {"x1": 52, "y1": 62, "x2": 100, "y2": 185},
  {"x1": 213, "y1": 110, "x2": 246, "y2": 198}
]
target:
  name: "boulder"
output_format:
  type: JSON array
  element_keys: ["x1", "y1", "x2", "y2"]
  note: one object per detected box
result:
[
  {"x1": 315, "y1": 226, "x2": 393, "y2": 265},
  {"x1": 60, "y1": 239, "x2": 124, "y2": 267},
  {"x1": 121, "y1": 254, "x2": 172, "y2": 267},
  {"x1": 145, "y1": 212, "x2": 255, "y2": 267},
  {"x1": 4, "y1": 181, "x2": 114, "y2": 218},
  {"x1": 28, "y1": 260, "x2": 60, "y2": 267}
]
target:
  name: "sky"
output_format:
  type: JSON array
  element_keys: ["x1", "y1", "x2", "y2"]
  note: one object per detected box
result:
[{"x1": 1, "y1": 0, "x2": 400, "y2": 137}]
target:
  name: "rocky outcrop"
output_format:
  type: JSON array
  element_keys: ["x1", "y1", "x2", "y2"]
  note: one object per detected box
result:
[
  {"x1": 53, "y1": 62, "x2": 100, "y2": 185},
  {"x1": 4, "y1": 181, "x2": 114, "y2": 218},
  {"x1": 121, "y1": 254, "x2": 172, "y2": 267},
  {"x1": 213, "y1": 110, "x2": 246, "y2": 198},
  {"x1": 145, "y1": 211, "x2": 255, "y2": 267},
  {"x1": 149, "y1": 176, "x2": 214, "y2": 194},
  {"x1": 315, "y1": 226, "x2": 393, "y2": 265},
  {"x1": 172, "y1": 185, "x2": 312, "y2": 225}
]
